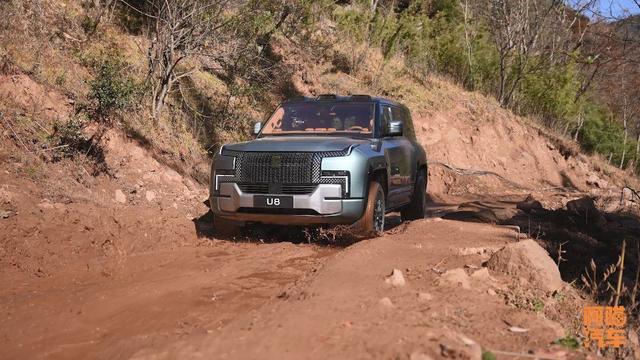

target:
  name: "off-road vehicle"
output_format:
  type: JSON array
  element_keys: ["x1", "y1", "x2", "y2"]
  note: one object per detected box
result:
[{"x1": 210, "y1": 95, "x2": 428, "y2": 237}]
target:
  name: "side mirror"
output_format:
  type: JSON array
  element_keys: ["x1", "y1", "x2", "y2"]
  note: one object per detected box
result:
[
  {"x1": 253, "y1": 122, "x2": 262, "y2": 135},
  {"x1": 388, "y1": 121, "x2": 403, "y2": 136}
]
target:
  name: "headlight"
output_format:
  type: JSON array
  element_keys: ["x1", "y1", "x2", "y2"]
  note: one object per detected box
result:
[
  {"x1": 213, "y1": 150, "x2": 237, "y2": 191},
  {"x1": 320, "y1": 170, "x2": 350, "y2": 197}
]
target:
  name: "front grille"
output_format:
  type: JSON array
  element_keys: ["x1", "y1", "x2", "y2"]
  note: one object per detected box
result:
[
  {"x1": 220, "y1": 149, "x2": 351, "y2": 197},
  {"x1": 237, "y1": 152, "x2": 316, "y2": 184}
]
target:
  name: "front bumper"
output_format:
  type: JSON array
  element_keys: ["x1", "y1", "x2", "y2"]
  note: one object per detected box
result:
[{"x1": 210, "y1": 183, "x2": 365, "y2": 225}]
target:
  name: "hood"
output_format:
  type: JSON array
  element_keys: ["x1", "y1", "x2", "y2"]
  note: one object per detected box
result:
[{"x1": 224, "y1": 136, "x2": 370, "y2": 153}]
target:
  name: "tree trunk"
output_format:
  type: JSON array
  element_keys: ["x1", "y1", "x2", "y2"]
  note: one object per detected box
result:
[
  {"x1": 636, "y1": 134, "x2": 640, "y2": 174},
  {"x1": 573, "y1": 114, "x2": 584, "y2": 141},
  {"x1": 620, "y1": 97, "x2": 628, "y2": 169}
]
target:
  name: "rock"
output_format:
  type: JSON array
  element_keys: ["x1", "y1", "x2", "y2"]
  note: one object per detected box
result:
[
  {"x1": 586, "y1": 173, "x2": 608, "y2": 188},
  {"x1": 379, "y1": 297, "x2": 394, "y2": 308},
  {"x1": 508, "y1": 326, "x2": 529, "y2": 333},
  {"x1": 115, "y1": 189, "x2": 127, "y2": 204},
  {"x1": 0, "y1": 210, "x2": 14, "y2": 219},
  {"x1": 470, "y1": 268, "x2": 494, "y2": 283},
  {"x1": 385, "y1": 269, "x2": 406, "y2": 287},
  {"x1": 487, "y1": 239, "x2": 564, "y2": 292},
  {"x1": 565, "y1": 196, "x2": 606, "y2": 226},
  {"x1": 145, "y1": 190, "x2": 156, "y2": 202},
  {"x1": 487, "y1": 289, "x2": 497, "y2": 296},
  {"x1": 438, "y1": 268, "x2": 471, "y2": 289},
  {"x1": 418, "y1": 292, "x2": 433, "y2": 302},
  {"x1": 516, "y1": 195, "x2": 543, "y2": 212},
  {"x1": 410, "y1": 352, "x2": 434, "y2": 360}
]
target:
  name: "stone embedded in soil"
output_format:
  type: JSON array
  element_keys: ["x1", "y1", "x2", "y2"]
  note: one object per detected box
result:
[
  {"x1": 115, "y1": 189, "x2": 127, "y2": 204},
  {"x1": 487, "y1": 239, "x2": 564, "y2": 292},
  {"x1": 586, "y1": 173, "x2": 608, "y2": 188},
  {"x1": 145, "y1": 190, "x2": 156, "y2": 202},
  {"x1": 379, "y1": 297, "x2": 394, "y2": 308},
  {"x1": 470, "y1": 268, "x2": 494, "y2": 283},
  {"x1": 417, "y1": 292, "x2": 433, "y2": 302},
  {"x1": 385, "y1": 269, "x2": 406, "y2": 287},
  {"x1": 437, "y1": 268, "x2": 471, "y2": 289},
  {"x1": 487, "y1": 288, "x2": 497, "y2": 296}
]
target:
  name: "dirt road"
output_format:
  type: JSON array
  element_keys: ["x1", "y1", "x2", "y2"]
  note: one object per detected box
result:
[
  {"x1": 0, "y1": 239, "x2": 333, "y2": 359},
  {"x1": 1, "y1": 206, "x2": 582, "y2": 359}
]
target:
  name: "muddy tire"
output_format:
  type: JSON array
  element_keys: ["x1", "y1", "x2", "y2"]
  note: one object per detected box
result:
[
  {"x1": 401, "y1": 169, "x2": 427, "y2": 221},
  {"x1": 353, "y1": 181, "x2": 386, "y2": 238}
]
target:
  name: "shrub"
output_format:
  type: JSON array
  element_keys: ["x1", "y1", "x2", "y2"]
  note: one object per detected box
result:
[
  {"x1": 579, "y1": 103, "x2": 637, "y2": 167},
  {"x1": 87, "y1": 55, "x2": 138, "y2": 121}
]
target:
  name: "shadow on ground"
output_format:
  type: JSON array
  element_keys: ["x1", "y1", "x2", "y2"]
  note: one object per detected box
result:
[{"x1": 428, "y1": 192, "x2": 640, "y2": 311}]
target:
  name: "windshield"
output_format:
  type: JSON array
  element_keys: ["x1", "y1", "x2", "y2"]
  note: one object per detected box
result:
[{"x1": 260, "y1": 102, "x2": 374, "y2": 136}]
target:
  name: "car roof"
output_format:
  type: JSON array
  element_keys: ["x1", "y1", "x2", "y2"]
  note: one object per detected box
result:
[{"x1": 283, "y1": 94, "x2": 406, "y2": 108}]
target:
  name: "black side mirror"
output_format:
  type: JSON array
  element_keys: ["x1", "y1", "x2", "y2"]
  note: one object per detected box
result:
[
  {"x1": 388, "y1": 121, "x2": 403, "y2": 136},
  {"x1": 253, "y1": 122, "x2": 262, "y2": 135}
]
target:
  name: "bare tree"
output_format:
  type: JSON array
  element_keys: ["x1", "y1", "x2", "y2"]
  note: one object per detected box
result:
[
  {"x1": 477, "y1": 0, "x2": 563, "y2": 107},
  {"x1": 139, "y1": 0, "x2": 229, "y2": 118}
]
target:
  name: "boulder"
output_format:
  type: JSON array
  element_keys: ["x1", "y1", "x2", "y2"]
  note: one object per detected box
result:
[
  {"x1": 486, "y1": 239, "x2": 564, "y2": 292},
  {"x1": 516, "y1": 195, "x2": 543, "y2": 212},
  {"x1": 565, "y1": 196, "x2": 606, "y2": 226}
]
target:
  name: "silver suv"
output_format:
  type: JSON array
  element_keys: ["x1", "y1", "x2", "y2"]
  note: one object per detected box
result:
[{"x1": 210, "y1": 95, "x2": 428, "y2": 237}]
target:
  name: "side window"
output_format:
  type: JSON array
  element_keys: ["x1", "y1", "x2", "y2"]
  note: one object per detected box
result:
[
  {"x1": 390, "y1": 106, "x2": 415, "y2": 140},
  {"x1": 381, "y1": 105, "x2": 393, "y2": 136}
]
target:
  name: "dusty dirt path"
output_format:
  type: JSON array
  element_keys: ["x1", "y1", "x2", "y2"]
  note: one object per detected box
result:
[
  {"x1": 131, "y1": 219, "x2": 573, "y2": 359},
  {"x1": 0, "y1": 241, "x2": 335, "y2": 359},
  {"x1": 1, "y1": 211, "x2": 582, "y2": 359}
]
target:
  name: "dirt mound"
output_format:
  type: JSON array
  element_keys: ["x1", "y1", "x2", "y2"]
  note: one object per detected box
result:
[{"x1": 487, "y1": 239, "x2": 564, "y2": 292}]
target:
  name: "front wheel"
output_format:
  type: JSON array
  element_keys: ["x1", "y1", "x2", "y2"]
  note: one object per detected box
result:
[
  {"x1": 353, "y1": 181, "x2": 386, "y2": 238},
  {"x1": 401, "y1": 169, "x2": 427, "y2": 221}
]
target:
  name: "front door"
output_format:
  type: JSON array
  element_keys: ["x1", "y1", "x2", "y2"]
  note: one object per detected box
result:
[{"x1": 380, "y1": 105, "x2": 414, "y2": 208}]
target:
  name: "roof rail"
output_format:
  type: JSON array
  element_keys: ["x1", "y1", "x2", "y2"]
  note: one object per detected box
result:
[
  {"x1": 316, "y1": 94, "x2": 337, "y2": 100},
  {"x1": 349, "y1": 94, "x2": 372, "y2": 101}
]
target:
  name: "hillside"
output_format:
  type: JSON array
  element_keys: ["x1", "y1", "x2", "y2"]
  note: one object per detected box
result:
[{"x1": 1, "y1": 0, "x2": 640, "y2": 358}]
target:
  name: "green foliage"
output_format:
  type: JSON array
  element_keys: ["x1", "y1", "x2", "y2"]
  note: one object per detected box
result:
[
  {"x1": 579, "y1": 103, "x2": 638, "y2": 167},
  {"x1": 553, "y1": 335, "x2": 580, "y2": 349},
  {"x1": 88, "y1": 55, "x2": 139, "y2": 121},
  {"x1": 518, "y1": 59, "x2": 582, "y2": 122},
  {"x1": 481, "y1": 350, "x2": 497, "y2": 360}
]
